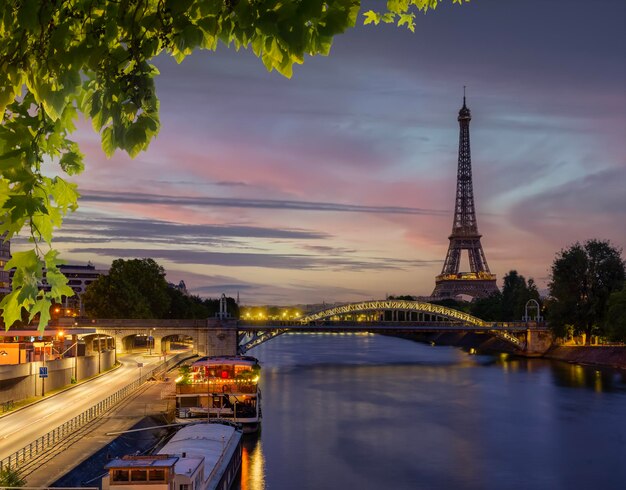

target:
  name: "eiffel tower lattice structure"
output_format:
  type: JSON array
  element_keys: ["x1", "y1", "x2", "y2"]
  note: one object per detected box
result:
[{"x1": 431, "y1": 95, "x2": 499, "y2": 299}]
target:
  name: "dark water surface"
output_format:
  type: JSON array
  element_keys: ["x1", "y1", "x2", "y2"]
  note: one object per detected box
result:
[{"x1": 235, "y1": 333, "x2": 626, "y2": 490}]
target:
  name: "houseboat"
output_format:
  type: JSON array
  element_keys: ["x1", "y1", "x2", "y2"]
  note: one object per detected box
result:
[
  {"x1": 102, "y1": 422, "x2": 242, "y2": 490},
  {"x1": 176, "y1": 356, "x2": 261, "y2": 433}
]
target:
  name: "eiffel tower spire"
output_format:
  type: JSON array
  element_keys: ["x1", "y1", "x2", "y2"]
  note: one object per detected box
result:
[{"x1": 431, "y1": 94, "x2": 498, "y2": 299}]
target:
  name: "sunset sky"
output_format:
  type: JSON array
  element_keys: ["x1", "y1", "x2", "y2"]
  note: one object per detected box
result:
[{"x1": 27, "y1": 0, "x2": 626, "y2": 305}]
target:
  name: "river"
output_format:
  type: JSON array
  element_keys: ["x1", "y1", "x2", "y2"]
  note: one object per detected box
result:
[{"x1": 235, "y1": 333, "x2": 626, "y2": 490}]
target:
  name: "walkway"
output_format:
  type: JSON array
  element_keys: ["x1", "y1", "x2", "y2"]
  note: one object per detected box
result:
[
  {"x1": 24, "y1": 377, "x2": 175, "y2": 487},
  {"x1": 0, "y1": 351, "x2": 178, "y2": 461}
]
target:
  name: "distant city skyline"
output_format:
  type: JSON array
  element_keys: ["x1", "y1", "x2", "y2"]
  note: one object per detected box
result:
[{"x1": 14, "y1": 0, "x2": 625, "y2": 304}]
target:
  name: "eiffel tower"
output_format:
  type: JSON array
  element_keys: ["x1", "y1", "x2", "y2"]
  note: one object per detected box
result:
[{"x1": 431, "y1": 95, "x2": 498, "y2": 299}]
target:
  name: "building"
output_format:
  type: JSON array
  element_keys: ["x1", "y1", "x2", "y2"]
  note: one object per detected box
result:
[{"x1": 52, "y1": 263, "x2": 108, "y2": 314}]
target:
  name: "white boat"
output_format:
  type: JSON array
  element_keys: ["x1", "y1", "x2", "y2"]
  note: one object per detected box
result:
[
  {"x1": 176, "y1": 356, "x2": 262, "y2": 433},
  {"x1": 102, "y1": 422, "x2": 242, "y2": 490}
]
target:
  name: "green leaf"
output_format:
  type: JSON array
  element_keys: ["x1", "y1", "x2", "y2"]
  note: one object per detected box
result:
[
  {"x1": 0, "y1": 291, "x2": 26, "y2": 330},
  {"x1": 363, "y1": 11, "x2": 382, "y2": 26},
  {"x1": 46, "y1": 268, "x2": 75, "y2": 299},
  {"x1": 5, "y1": 249, "x2": 40, "y2": 272},
  {"x1": 51, "y1": 177, "x2": 80, "y2": 212},
  {"x1": 30, "y1": 297, "x2": 53, "y2": 329},
  {"x1": 59, "y1": 150, "x2": 85, "y2": 175}
]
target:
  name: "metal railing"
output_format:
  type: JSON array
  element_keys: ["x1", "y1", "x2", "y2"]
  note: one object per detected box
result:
[
  {"x1": 177, "y1": 382, "x2": 258, "y2": 395},
  {"x1": 0, "y1": 352, "x2": 193, "y2": 473}
]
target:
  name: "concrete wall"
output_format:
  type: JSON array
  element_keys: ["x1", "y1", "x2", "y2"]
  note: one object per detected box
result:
[
  {"x1": 0, "y1": 350, "x2": 116, "y2": 405},
  {"x1": 197, "y1": 324, "x2": 238, "y2": 357}
]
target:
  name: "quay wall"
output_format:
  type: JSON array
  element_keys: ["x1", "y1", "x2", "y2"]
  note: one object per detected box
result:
[
  {"x1": 543, "y1": 346, "x2": 626, "y2": 370},
  {"x1": 400, "y1": 333, "x2": 626, "y2": 369},
  {"x1": 0, "y1": 350, "x2": 115, "y2": 405}
]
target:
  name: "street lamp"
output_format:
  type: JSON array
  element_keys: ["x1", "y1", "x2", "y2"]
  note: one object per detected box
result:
[
  {"x1": 97, "y1": 334, "x2": 102, "y2": 374},
  {"x1": 148, "y1": 329, "x2": 154, "y2": 355}
]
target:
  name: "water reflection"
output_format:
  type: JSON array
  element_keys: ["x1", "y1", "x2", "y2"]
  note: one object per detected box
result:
[
  {"x1": 237, "y1": 436, "x2": 266, "y2": 490},
  {"x1": 236, "y1": 334, "x2": 626, "y2": 490}
]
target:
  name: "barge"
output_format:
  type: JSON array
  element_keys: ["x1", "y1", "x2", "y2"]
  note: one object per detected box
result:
[
  {"x1": 176, "y1": 356, "x2": 262, "y2": 433},
  {"x1": 102, "y1": 422, "x2": 242, "y2": 490}
]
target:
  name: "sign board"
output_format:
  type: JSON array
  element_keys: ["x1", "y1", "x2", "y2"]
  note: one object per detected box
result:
[
  {"x1": 39, "y1": 366, "x2": 48, "y2": 378},
  {"x1": 137, "y1": 362, "x2": 144, "y2": 368}
]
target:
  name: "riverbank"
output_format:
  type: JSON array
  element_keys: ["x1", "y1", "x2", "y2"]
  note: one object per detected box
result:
[
  {"x1": 544, "y1": 346, "x2": 626, "y2": 370},
  {"x1": 396, "y1": 333, "x2": 626, "y2": 370}
]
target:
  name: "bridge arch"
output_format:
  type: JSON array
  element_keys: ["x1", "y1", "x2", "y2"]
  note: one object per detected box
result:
[
  {"x1": 238, "y1": 300, "x2": 529, "y2": 353},
  {"x1": 300, "y1": 300, "x2": 486, "y2": 326}
]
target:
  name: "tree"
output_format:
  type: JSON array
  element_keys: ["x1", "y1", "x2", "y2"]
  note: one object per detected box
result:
[
  {"x1": 500, "y1": 270, "x2": 540, "y2": 320},
  {"x1": 0, "y1": 467, "x2": 25, "y2": 486},
  {"x1": 469, "y1": 291, "x2": 503, "y2": 321},
  {"x1": 605, "y1": 285, "x2": 626, "y2": 342},
  {"x1": 0, "y1": 0, "x2": 468, "y2": 329},
  {"x1": 83, "y1": 258, "x2": 170, "y2": 318},
  {"x1": 548, "y1": 240, "x2": 625, "y2": 342},
  {"x1": 467, "y1": 270, "x2": 540, "y2": 322}
]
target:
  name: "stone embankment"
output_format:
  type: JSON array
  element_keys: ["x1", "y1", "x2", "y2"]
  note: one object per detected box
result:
[
  {"x1": 544, "y1": 346, "x2": 626, "y2": 370},
  {"x1": 400, "y1": 333, "x2": 626, "y2": 369}
]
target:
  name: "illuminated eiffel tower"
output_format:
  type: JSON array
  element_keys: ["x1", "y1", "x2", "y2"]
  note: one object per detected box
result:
[{"x1": 431, "y1": 95, "x2": 498, "y2": 299}]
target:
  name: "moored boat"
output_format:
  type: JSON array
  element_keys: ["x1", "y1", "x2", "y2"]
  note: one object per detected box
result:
[
  {"x1": 175, "y1": 355, "x2": 262, "y2": 433},
  {"x1": 102, "y1": 422, "x2": 242, "y2": 490}
]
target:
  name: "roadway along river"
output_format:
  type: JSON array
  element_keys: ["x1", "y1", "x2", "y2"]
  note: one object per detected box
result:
[
  {"x1": 237, "y1": 333, "x2": 626, "y2": 490},
  {"x1": 0, "y1": 350, "x2": 182, "y2": 461}
]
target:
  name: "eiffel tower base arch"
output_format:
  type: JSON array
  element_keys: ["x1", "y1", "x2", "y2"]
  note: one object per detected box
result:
[{"x1": 431, "y1": 278, "x2": 499, "y2": 299}]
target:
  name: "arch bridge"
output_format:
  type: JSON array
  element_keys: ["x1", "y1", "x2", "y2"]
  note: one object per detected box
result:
[
  {"x1": 63, "y1": 300, "x2": 550, "y2": 357},
  {"x1": 238, "y1": 300, "x2": 550, "y2": 354}
]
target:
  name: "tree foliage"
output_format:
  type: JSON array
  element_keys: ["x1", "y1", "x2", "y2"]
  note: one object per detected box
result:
[
  {"x1": 548, "y1": 239, "x2": 625, "y2": 341},
  {"x1": 468, "y1": 270, "x2": 540, "y2": 322},
  {"x1": 83, "y1": 258, "x2": 171, "y2": 318},
  {"x1": 0, "y1": 0, "x2": 468, "y2": 329},
  {"x1": 0, "y1": 466, "x2": 25, "y2": 486},
  {"x1": 166, "y1": 287, "x2": 239, "y2": 319},
  {"x1": 604, "y1": 285, "x2": 626, "y2": 342},
  {"x1": 82, "y1": 257, "x2": 238, "y2": 319}
]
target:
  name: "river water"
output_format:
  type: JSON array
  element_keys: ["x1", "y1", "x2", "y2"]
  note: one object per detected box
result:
[{"x1": 235, "y1": 333, "x2": 626, "y2": 490}]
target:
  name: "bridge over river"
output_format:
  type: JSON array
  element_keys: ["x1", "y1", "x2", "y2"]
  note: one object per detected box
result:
[{"x1": 60, "y1": 300, "x2": 550, "y2": 357}]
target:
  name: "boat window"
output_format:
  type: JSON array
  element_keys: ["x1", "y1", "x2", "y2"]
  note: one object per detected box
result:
[
  {"x1": 131, "y1": 469, "x2": 148, "y2": 482},
  {"x1": 149, "y1": 468, "x2": 166, "y2": 482},
  {"x1": 111, "y1": 469, "x2": 130, "y2": 482}
]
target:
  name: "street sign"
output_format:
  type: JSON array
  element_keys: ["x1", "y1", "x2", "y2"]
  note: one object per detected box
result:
[
  {"x1": 137, "y1": 362, "x2": 144, "y2": 368},
  {"x1": 39, "y1": 366, "x2": 48, "y2": 378}
]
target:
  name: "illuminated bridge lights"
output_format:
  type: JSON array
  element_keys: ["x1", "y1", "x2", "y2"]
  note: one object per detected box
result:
[{"x1": 300, "y1": 300, "x2": 487, "y2": 326}]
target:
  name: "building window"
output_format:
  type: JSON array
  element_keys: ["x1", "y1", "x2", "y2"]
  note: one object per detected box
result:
[{"x1": 180, "y1": 484, "x2": 190, "y2": 490}]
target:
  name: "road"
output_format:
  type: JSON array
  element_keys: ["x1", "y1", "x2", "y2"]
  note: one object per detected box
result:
[{"x1": 0, "y1": 350, "x2": 188, "y2": 461}]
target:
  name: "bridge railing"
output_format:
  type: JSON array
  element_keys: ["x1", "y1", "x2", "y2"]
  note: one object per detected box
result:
[
  {"x1": 238, "y1": 320, "x2": 543, "y2": 330},
  {"x1": 52, "y1": 318, "x2": 211, "y2": 328},
  {"x1": 0, "y1": 352, "x2": 194, "y2": 474}
]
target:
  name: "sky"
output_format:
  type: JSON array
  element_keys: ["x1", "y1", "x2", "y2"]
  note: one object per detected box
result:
[{"x1": 24, "y1": 0, "x2": 626, "y2": 305}]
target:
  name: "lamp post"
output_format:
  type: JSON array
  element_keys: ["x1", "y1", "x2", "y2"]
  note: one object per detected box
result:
[
  {"x1": 41, "y1": 347, "x2": 46, "y2": 397},
  {"x1": 148, "y1": 329, "x2": 154, "y2": 356}
]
